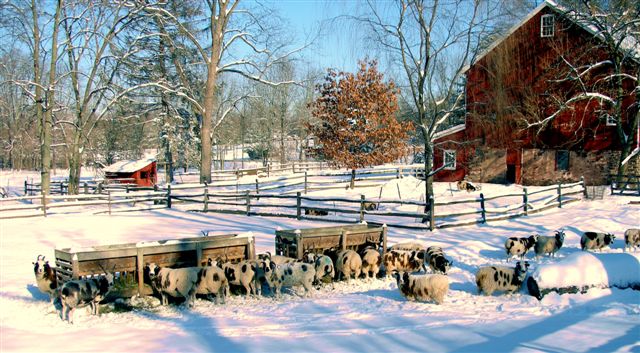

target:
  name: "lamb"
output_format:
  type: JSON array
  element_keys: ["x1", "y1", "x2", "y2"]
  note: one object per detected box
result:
[
  {"x1": 32, "y1": 255, "x2": 58, "y2": 302},
  {"x1": 393, "y1": 271, "x2": 449, "y2": 304},
  {"x1": 624, "y1": 229, "x2": 640, "y2": 252},
  {"x1": 335, "y1": 249, "x2": 362, "y2": 282},
  {"x1": 475, "y1": 261, "x2": 529, "y2": 296},
  {"x1": 265, "y1": 262, "x2": 315, "y2": 298},
  {"x1": 59, "y1": 272, "x2": 115, "y2": 324},
  {"x1": 383, "y1": 249, "x2": 425, "y2": 276},
  {"x1": 222, "y1": 260, "x2": 257, "y2": 296},
  {"x1": 145, "y1": 263, "x2": 200, "y2": 307},
  {"x1": 534, "y1": 230, "x2": 566, "y2": 259},
  {"x1": 360, "y1": 248, "x2": 381, "y2": 280},
  {"x1": 581, "y1": 232, "x2": 616, "y2": 252},
  {"x1": 505, "y1": 234, "x2": 538, "y2": 261},
  {"x1": 425, "y1": 246, "x2": 452, "y2": 274},
  {"x1": 195, "y1": 263, "x2": 229, "y2": 304}
]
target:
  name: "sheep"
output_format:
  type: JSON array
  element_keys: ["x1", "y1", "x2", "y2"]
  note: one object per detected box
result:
[
  {"x1": 195, "y1": 263, "x2": 229, "y2": 304},
  {"x1": 624, "y1": 229, "x2": 640, "y2": 252},
  {"x1": 475, "y1": 261, "x2": 529, "y2": 296},
  {"x1": 457, "y1": 180, "x2": 477, "y2": 192},
  {"x1": 222, "y1": 260, "x2": 257, "y2": 296},
  {"x1": 269, "y1": 255, "x2": 297, "y2": 266},
  {"x1": 363, "y1": 202, "x2": 378, "y2": 211},
  {"x1": 393, "y1": 271, "x2": 449, "y2": 304},
  {"x1": 425, "y1": 246, "x2": 452, "y2": 274},
  {"x1": 312, "y1": 255, "x2": 335, "y2": 284},
  {"x1": 581, "y1": 232, "x2": 616, "y2": 252},
  {"x1": 145, "y1": 263, "x2": 200, "y2": 307},
  {"x1": 389, "y1": 242, "x2": 426, "y2": 252},
  {"x1": 32, "y1": 255, "x2": 58, "y2": 302},
  {"x1": 360, "y1": 248, "x2": 381, "y2": 280},
  {"x1": 265, "y1": 262, "x2": 315, "y2": 298},
  {"x1": 59, "y1": 272, "x2": 115, "y2": 324},
  {"x1": 305, "y1": 208, "x2": 328, "y2": 216},
  {"x1": 383, "y1": 249, "x2": 425, "y2": 276},
  {"x1": 505, "y1": 234, "x2": 538, "y2": 261},
  {"x1": 534, "y1": 230, "x2": 566, "y2": 259},
  {"x1": 335, "y1": 250, "x2": 362, "y2": 282}
]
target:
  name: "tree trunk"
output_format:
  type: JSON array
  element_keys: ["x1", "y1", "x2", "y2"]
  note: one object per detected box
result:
[
  {"x1": 67, "y1": 140, "x2": 81, "y2": 195},
  {"x1": 31, "y1": 0, "x2": 46, "y2": 193}
]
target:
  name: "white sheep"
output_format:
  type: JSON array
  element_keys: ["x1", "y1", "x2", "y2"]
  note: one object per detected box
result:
[
  {"x1": 222, "y1": 260, "x2": 257, "y2": 296},
  {"x1": 475, "y1": 261, "x2": 529, "y2": 296},
  {"x1": 393, "y1": 272, "x2": 449, "y2": 304},
  {"x1": 624, "y1": 229, "x2": 640, "y2": 252},
  {"x1": 505, "y1": 235, "x2": 538, "y2": 261},
  {"x1": 335, "y1": 250, "x2": 362, "y2": 282},
  {"x1": 266, "y1": 262, "x2": 315, "y2": 298},
  {"x1": 146, "y1": 263, "x2": 200, "y2": 307},
  {"x1": 534, "y1": 230, "x2": 566, "y2": 259},
  {"x1": 360, "y1": 248, "x2": 381, "y2": 280},
  {"x1": 581, "y1": 232, "x2": 616, "y2": 252}
]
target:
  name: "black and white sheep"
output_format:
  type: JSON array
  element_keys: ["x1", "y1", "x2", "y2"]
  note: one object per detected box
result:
[
  {"x1": 475, "y1": 261, "x2": 529, "y2": 296},
  {"x1": 505, "y1": 235, "x2": 538, "y2": 261},
  {"x1": 196, "y1": 263, "x2": 229, "y2": 304},
  {"x1": 59, "y1": 273, "x2": 115, "y2": 324},
  {"x1": 383, "y1": 249, "x2": 424, "y2": 276},
  {"x1": 335, "y1": 250, "x2": 362, "y2": 282},
  {"x1": 313, "y1": 255, "x2": 335, "y2": 283},
  {"x1": 265, "y1": 262, "x2": 315, "y2": 298},
  {"x1": 145, "y1": 263, "x2": 200, "y2": 307},
  {"x1": 388, "y1": 242, "x2": 426, "y2": 252},
  {"x1": 360, "y1": 248, "x2": 381, "y2": 280},
  {"x1": 624, "y1": 229, "x2": 640, "y2": 252},
  {"x1": 425, "y1": 246, "x2": 452, "y2": 274},
  {"x1": 581, "y1": 232, "x2": 616, "y2": 252},
  {"x1": 269, "y1": 255, "x2": 298, "y2": 266},
  {"x1": 457, "y1": 180, "x2": 477, "y2": 192},
  {"x1": 32, "y1": 255, "x2": 58, "y2": 302},
  {"x1": 222, "y1": 260, "x2": 257, "y2": 296},
  {"x1": 393, "y1": 272, "x2": 449, "y2": 304},
  {"x1": 534, "y1": 230, "x2": 566, "y2": 259}
]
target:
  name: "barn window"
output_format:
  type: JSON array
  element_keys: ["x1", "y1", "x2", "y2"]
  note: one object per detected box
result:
[
  {"x1": 444, "y1": 150, "x2": 456, "y2": 170},
  {"x1": 541, "y1": 14, "x2": 555, "y2": 37},
  {"x1": 555, "y1": 150, "x2": 569, "y2": 171},
  {"x1": 141, "y1": 171, "x2": 148, "y2": 179}
]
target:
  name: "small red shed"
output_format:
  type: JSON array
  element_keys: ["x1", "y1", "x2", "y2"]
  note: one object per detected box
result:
[{"x1": 104, "y1": 158, "x2": 157, "y2": 187}]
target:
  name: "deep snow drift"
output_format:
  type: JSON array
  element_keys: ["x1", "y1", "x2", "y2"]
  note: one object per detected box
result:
[{"x1": 1, "y1": 171, "x2": 639, "y2": 352}]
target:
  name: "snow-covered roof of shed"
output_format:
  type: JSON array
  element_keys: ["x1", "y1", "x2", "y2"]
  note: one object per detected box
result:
[
  {"x1": 104, "y1": 158, "x2": 156, "y2": 173},
  {"x1": 433, "y1": 124, "x2": 466, "y2": 141}
]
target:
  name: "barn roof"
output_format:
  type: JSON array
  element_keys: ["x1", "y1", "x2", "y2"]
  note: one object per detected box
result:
[{"x1": 104, "y1": 158, "x2": 156, "y2": 173}]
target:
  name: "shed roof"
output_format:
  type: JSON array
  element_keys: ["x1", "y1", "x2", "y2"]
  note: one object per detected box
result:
[{"x1": 104, "y1": 158, "x2": 156, "y2": 173}]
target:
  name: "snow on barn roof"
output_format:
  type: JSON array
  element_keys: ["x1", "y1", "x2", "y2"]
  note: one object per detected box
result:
[
  {"x1": 433, "y1": 124, "x2": 466, "y2": 141},
  {"x1": 103, "y1": 158, "x2": 156, "y2": 173}
]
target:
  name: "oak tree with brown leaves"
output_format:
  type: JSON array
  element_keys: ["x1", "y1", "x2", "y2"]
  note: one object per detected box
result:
[{"x1": 308, "y1": 60, "x2": 412, "y2": 188}]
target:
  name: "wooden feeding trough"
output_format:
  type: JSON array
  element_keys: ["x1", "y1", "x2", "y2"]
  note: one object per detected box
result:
[
  {"x1": 54, "y1": 233, "x2": 255, "y2": 297},
  {"x1": 275, "y1": 223, "x2": 387, "y2": 259}
]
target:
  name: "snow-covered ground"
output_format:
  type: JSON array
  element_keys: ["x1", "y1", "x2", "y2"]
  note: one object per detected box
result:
[{"x1": 1, "y1": 170, "x2": 639, "y2": 352}]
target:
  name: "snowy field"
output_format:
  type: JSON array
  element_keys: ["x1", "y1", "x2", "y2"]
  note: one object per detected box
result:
[{"x1": 1, "y1": 170, "x2": 639, "y2": 352}]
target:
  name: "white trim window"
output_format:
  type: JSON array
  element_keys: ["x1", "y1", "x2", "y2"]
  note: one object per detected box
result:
[
  {"x1": 541, "y1": 14, "x2": 555, "y2": 37},
  {"x1": 444, "y1": 150, "x2": 457, "y2": 170}
]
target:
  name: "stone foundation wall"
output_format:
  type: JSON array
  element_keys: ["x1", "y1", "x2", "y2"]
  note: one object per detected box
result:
[{"x1": 466, "y1": 148, "x2": 508, "y2": 183}]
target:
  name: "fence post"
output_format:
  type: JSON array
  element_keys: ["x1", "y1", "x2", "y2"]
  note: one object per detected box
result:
[
  {"x1": 580, "y1": 176, "x2": 587, "y2": 198},
  {"x1": 267, "y1": 163, "x2": 270, "y2": 178},
  {"x1": 204, "y1": 186, "x2": 209, "y2": 212},
  {"x1": 359, "y1": 194, "x2": 365, "y2": 222},
  {"x1": 108, "y1": 191, "x2": 112, "y2": 215},
  {"x1": 84, "y1": 182, "x2": 88, "y2": 194},
  {"x1": 304, "y1": 171, "x2": 308, "y2": 194},
  {"x1": 292, "y1": 163, "x2": 296, "y2": 173},
  {"x1": 167, "y1": 184, "x2": 172, "y2": 209},
  {"x1": 429, "y1": 195, "x2": 435, "y2": 231},
  {"x1": 98, "y1": 182, "x2": 103, "y2": 194},
  {"x1": 60, "y1": 182, "x2": 64, "y2": 195},
  {"x1": 557, "y1": 183, "x2": 563, "y2": 208},
  {"x1": 609, "y1": 174, "x2": 614, "y2": 194},
  {"x1": 396, "y1": 168, "x2": 400, "y2": 179},
  {"x1": 24, "y1": 180, "x2": 27, "y2": 196},
  {"x1": 479, "y1": 193, "x2": 486, "y2": 223},
  {"x1": 126, "y1": 184, "x2": 129, "y2": 193},
  {"x1": 255, "y1": 179, "x2": 260, "y2": 200},
  {"x1": 246, "y1": 191, "x2": 251, "y2": 216},
  {"x1": 523, "y1": 187, "x2": 528, "y2": 216},
  {"x1": 296, "y1": 192, "x2": 301, "y2": 220},
  {"x1": 381, "y1": 224, "x2": 388, "y2": 258},
  {"x1": 42, "y1": 193, "x2": 47, "y2": 217}
]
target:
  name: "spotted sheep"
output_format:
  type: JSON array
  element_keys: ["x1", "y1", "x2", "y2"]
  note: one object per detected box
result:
[
  {"x1": 32, "y1": 255, "x2": 58, "y2": 302},
  {"x1": 581, "y1": 232, "x2": 616, "y2": 252},
  {"x1": 534, "y1": 230, "x2": 565, "y2": 259},
  {"x1": 475, "y1": 261, "x2": 529, "y2": 296},
  {"x1": 505, "y1": 235, "x2": 538, "y2": 261},
  {"x1": 302, "y1": 252, "x2": 335, "y2": 284},
  {"x1": 383, "y1": 249, "x2": 425, "y2": 276},
  {"x1": 335, "y1": 250, "x2": 362, "y2": 282},
  {"x1": 145, "y1": 263, "x2": 200, "y2": 307},
  {"x1": 389, "y1": 242, "x2": 426, "y2": 252},
  {"x1": 457, "y1": 180, "x2": 477, "y2": 192},
  {"x1": 425, "y1": 246, "x2": 452, "y2": 274},
  {"x1": 360, "y1": 247, "x2": 381, "y2": 280},
  {"x1": 265, "y1": 262, "x2": 315, "y2": 298},
  {"x1": 222, "y1": 260, "x2": 258, "y2": 296},
  {"x1": 59, "y1": 272, "x2": 115, "y2": 324},
  {"x1": 393, "y1": 271, "x2": 449, "y2": 304},
  {"x1": 624, "y1": 229, "x2": 640, "y2": 252},
  {"x1": 196, "y1": 262, "x2": 229, "y2": 304}
]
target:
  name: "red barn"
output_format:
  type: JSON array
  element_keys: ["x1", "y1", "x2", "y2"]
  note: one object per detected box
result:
[
  {"x1": 104, "y1": 158, "x2": 157, "y2": 187},
  {"x1": 434, "y1": 0, "x2": 639, "y2": 185}
]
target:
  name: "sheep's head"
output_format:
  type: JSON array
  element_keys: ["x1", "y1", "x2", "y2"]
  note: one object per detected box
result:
[
  {"x1": 514, "y1": 261, "x2": 530, "y2": 282},
  {"x1": 555, "y1": 229, "x2": 566, "y2": 242},
  {"x1": 605, "y1": 233, "x2": 616, "y2": 244},
  {"x1": 145, "y1": 263, "x2": 161, "y2": 279}
]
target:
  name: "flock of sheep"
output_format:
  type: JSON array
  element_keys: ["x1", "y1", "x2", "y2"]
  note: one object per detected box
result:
[{"x1": 33, "y1": 228, "x2": 640, "y2": 324}]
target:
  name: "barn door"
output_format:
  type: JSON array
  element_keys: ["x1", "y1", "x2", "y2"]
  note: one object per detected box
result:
[{"x1": 506, "y1": 149, "x2": 522, "y2": 184}]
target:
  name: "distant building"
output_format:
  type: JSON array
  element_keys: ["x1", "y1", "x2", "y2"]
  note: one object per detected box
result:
[
  {"x1": 104, "y1": 158, "x2": 157, "y2": 187},
  {"x1": 433, "y1": 0, "x2": 639, "y2": 185}
]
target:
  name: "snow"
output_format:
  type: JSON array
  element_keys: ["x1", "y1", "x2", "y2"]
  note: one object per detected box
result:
[
  {"x1": 1, "y1": 169, "x2": 640, "y2": 352},
  {"x1": 103, "y1": 158, "x2": 156, "y2": 173}
]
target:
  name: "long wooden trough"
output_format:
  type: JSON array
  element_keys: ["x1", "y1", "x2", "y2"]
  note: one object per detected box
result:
[
  {"x1": 54, "y1": 233, "x2": 255, "y2": 297},
  {"x1": 275, "y1": 223, "x2": 387, "y2": 259}
]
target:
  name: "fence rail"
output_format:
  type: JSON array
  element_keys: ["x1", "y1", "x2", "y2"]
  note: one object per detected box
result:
[{"x1": 609, "y1": 174, "x2": 640, "y2": 196}]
